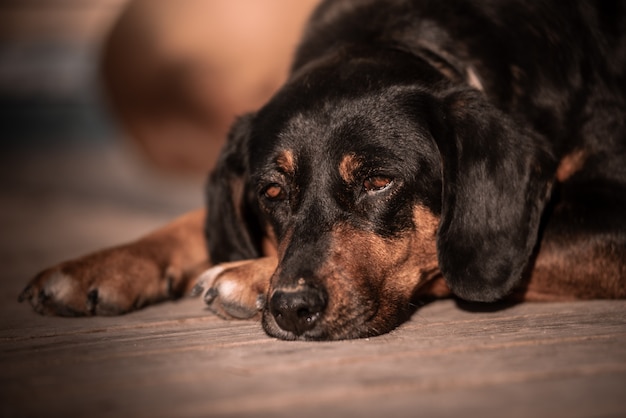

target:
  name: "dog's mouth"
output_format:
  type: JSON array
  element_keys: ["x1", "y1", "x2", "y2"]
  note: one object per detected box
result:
[
  {"x1": 262, "y1": 310, "x2": 329, "y2": 341},
  {"x1": 261, "y1": 306, "x2": 376, "y2": 341}
]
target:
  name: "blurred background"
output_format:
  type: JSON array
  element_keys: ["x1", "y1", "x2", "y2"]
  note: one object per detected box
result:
[
  {"x1": 0, "y1": 0, "x2": 317, "y2": 295},
  {"x1": 0, "y1": 0, "x2": 123, "y2": 150},
  {"x1": 0, "y1": 0, "x2": 319, "y2": 170}
]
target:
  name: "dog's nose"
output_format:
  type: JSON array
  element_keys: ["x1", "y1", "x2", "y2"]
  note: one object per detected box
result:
[{"x1": 269, "y1": 284, "x2": 327, "y2": 336}]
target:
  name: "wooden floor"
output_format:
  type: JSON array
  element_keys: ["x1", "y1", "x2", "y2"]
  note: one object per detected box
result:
[{"x1": 1, "y1": 144, "x2": 626, "y2": 418}]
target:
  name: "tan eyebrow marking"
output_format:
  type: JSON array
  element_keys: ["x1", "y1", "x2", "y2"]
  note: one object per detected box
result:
[
  {"x1": 339, "y1": 153, "x2": 362, "y2": 183},
  {"x1": 466, "y1": 66, "x2": 484, "y2": 91},
  {"x1": 556, "y1": 149, "x2": 587, "y2": 182},
  {"x1": 276, "y1": 150, "x2": 296, "y2": 176}
]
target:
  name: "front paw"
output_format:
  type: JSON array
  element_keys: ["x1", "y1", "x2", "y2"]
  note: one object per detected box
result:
[
  {"x1": 19, "y1": 268, "x2": 96, "y2": 316},
  {"x1": 19, "y1": 248, "x2": 179, "y2": 316},
  {"x1": 192, "y1": 257, "x2": 276, "y2": 320}
]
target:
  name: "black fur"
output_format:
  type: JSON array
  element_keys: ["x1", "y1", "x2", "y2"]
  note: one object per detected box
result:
[
  {"x1": 435, "y1": 89, "x2": 554, "y2": 301},
  {"x1": 206, "y1": 0, "x2": 626, "y2": 339},
  {"x1": 206, "y1": 114, "x2": 263, "y2": 263}
]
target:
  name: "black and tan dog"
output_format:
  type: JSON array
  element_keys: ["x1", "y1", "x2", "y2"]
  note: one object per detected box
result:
[{"x1": 20, "y1": 0, "x2": 626, "y2": 340}]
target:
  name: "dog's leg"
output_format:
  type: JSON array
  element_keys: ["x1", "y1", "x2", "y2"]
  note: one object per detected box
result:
[
  {"x1": 522, "y1": 180, "x2": 626, "y2": 300},
  {"x1": 19, "y1": 209, "x2": 209, "y2": 315}
]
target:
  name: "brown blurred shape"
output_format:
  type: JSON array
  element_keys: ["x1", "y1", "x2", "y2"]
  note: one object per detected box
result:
[{"x1": 101, "y1": 0, "x2": 319, "y2": 174}]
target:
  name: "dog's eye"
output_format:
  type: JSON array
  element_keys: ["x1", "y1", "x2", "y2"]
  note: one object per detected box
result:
[
  {"x1": 363, "y1": 176, "x2": 393, "y2": 193},
  {"x1": 263, "y1": 184, "x2": 286, "y2": 201}
]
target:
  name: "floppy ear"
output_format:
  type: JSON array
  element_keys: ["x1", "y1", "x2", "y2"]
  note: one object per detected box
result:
[
  {"x1": 205, "y1": 114, "x2": 263, "y2": 263},
  {"x1": 434, "y1": 89, "x2": 554, "y2": 302}
]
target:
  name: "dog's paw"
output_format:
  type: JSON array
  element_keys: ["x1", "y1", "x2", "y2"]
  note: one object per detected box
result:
[
  {"x1": 19, "y1": 248, "x2": 179, "y2": 316},
  {"x1": 192, "y1": 257, "x2": 276, "y2": 320}
]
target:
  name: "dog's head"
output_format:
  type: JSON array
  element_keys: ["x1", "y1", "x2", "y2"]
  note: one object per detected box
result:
[{"x1": 206, "y1": 48, "x2": 553, "y2": 340}]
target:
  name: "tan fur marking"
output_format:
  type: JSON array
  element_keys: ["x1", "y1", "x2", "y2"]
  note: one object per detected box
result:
[
  {"x1": 325, "y1": 204, "x2": 440, "y2": 293},
  {"x1": 338, "y1": 153, "x2": 362, "y2": 183},
  {"x1": 262, "y1": 224, "x2": 278, "y2": 257},
  {"x1": 556, "y1": 149, "x2": 587, "y2": 182},
  {"x1": 319, "y1": 204, "x2": 441, "y2": 335},
  {"x1": 414, "y1": 276, "x2": 450, "y2": 298},
  {"x1": 276, "y1": 150, "x2": 296, "y2": 176},
  {"x1": 466, "y1": 67, "x2": 484, "y2": 91},
  {"x1": 389, "y1": 205, "x2": 441, "y2": 296},
  {"x1": 412, "y1": 205, "x2": 440, "y2": 253},
  {"x1": 229, "y1": 177, "x2": 245, "y2": 221},
  {"x1": 521, "y1": 238, "x2": 626, "y2": 301}
]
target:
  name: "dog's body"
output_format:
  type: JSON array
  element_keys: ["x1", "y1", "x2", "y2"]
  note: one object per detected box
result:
[{"x1": 20, "y1": 0, "x2": 626, "y2": 340}]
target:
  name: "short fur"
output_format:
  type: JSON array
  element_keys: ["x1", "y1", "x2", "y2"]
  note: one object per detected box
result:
[{"x1": 21, "y1": 0, "x2": 626, "y2": 340}]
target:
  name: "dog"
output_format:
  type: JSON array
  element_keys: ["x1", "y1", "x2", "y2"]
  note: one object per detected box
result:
[{"x1": 20, "y1": 0, "x2": 626, "y2": 340}]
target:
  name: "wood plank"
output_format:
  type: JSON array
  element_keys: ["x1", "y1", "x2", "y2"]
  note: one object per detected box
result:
[{"x1": 2, "y1": 299, "x2": 625, "y2": 417}]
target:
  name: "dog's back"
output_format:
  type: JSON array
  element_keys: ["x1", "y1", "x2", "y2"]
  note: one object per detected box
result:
[{"x1": 296, "y1": 0, "x2": 626, "y2": 153}]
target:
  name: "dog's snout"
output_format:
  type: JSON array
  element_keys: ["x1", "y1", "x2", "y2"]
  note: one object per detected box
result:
[{"x1": 269, "y1": 284, "x2": 327, "y2": 336}]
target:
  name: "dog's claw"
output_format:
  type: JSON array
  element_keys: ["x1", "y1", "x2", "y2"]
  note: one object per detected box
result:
[
  {"x1": 203, "y1": 287, "x2": 218, "y2": 304},
  {"x1": 87, "y1": 289, "x2": 99, "y2": 314},
  {"x1": 190, "y1": 282, "x2": 205, "y2": 297},
  {"x1": 18, "y1": 284, "x2": 32, "y2": 303}
]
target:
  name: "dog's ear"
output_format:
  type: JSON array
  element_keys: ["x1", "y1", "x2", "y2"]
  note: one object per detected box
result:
[
  {"x1": 205, "y1": 114, "x2": 263, "y2": 263},
  {"x1": 433, "y1": 89, "x2": 554, "y2": 302}
]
